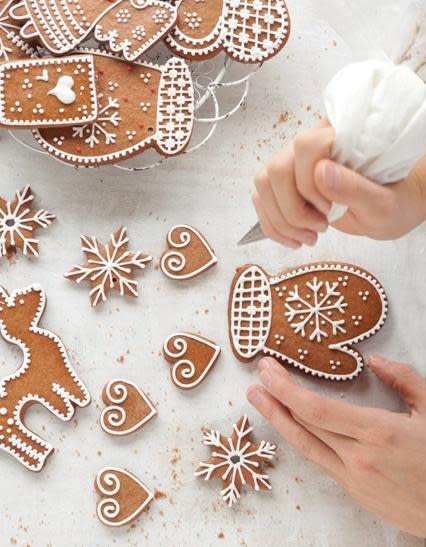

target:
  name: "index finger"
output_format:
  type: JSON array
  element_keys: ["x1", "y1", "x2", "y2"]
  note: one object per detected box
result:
[{"x1": 257, "y1": 358, "x2": 389, "y2": 440}]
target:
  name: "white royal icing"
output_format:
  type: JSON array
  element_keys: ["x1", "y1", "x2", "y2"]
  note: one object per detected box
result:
[
  {"x1": 48, "y1": 75, "x2": 76, "y2": 104},
  {"x1": 100, "y1": 379, "x2": 157, "y2": 436}
]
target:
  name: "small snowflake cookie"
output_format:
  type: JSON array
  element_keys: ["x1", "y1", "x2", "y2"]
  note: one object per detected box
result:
[
  {"x1": 65, "y1": 226, "x2": 152, "y2": 307},
  {"x1": 100, "y1": 379, "x2": 157, "y2": 436},
  {"x1": 195, "y1": 415, "x2": 277, "y2": 507},
  {"x1": 166, "y1": 0, "x2": 291, "y2": 63},
  {"x1": 160, "y1": 225, "x2": 217, "y2": 280},
  {"x1": 0, "y1": 284, "x2": 91, "y2": 471},
  {"x1": 163, "y1": 333, "x2": 221, "y2": 389},
  {"x1": 0, "y1": 185, "x2": 55, "y2": 258},
  {"x1": 0, "y1": 55, "x2": 98, "y2": 128},
  {"x1": 228, "y1": 263, "x2": 388, "y2": 380},
  {"x1": 32, "y1": 50, "x2": 194, "y2": 166},
  {"x1": 95, "y1": 467, "x2": 154, "y2": 527}
]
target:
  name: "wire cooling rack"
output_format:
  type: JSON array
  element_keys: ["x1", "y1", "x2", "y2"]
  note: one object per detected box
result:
[{"x1": 7, "y1": 44, "x2": 261, "y2": 172}]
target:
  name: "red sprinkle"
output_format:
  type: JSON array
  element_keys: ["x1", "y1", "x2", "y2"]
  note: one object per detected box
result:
[
  {"x1": 76, "y1": 146, "x2": 82, "y2": 153},
  {"x1": 127, "y1": 65, "x2": 133, "y2": 72},
  {"x1": 150, "y1": 87, "x2": 156, "y2": 94},
  {"x1": 139, "y1": 122, "x2": 144, "y2": 128},
  {"x1": 123, "y1": 96, "x2": 129, "y2": 102},
  {"x1": 98, "y1": 69, "x2": 104, "y2": 76}
]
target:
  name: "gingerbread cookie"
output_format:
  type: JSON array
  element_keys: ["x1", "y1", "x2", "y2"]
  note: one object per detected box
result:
[
  {"x1": 0, "y1": 0, "x2": 36, "y2": 64},
  {"x1": 163, "y1": 333, "x2": 220, "y2": 390},
  {"x1": 195, "y1": 415, "x2": 276, "y2": 507},
  {"x1": 100, "y1": 379, "x2": 157, "y2": 436},
  {"x1": 228, "y1": 263, "x2": 388, "y2": 380},
  {"x1": 166, "y1": 0, "x2": 291, "y2": 63},
  {"x1": 65, "y1": 226, "x2": 152, "y2": 307},
  {"x1": 160, "y1": 225, "x2": 217, "y2": 280},
  {"x1": 0, "y1": 185, "x2": 55, "y2": 258},
  {"x1": 0, "y1": 55, "x2": 98, "y2": 128},
  {"x1": 0, "y1": 284, "x2": 91, "y2": 471},
  {"x1": 33, "y1": 51, "x2": 194, "y2": 165},
  {"x1": 94, "y1": 0, "x2": 178, "y2": 62},
  {"x1": 95, "y1": 467, "x2": 154, "y2": 527}
]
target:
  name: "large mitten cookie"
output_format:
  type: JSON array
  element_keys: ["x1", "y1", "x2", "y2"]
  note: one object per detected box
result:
[
  {"x1": 228, "y1": 263, "x2": 388, "y2": 380},
  {"x1": 0, "y1": 284, "x2": 91, "y2": 471},
  {"x1": 166, "y1": 0, "x2": 291, "y2": 63},
  {"x1": 0, "y1": 0, "x2": 36, "y2": 64},
  {"x1": 33, "y1": 50, "x2": 194, "y2": 166}
]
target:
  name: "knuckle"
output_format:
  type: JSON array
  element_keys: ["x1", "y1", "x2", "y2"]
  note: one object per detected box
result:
[
  {"x1": 266, "y1": 155, "x2": 286, "y2": 178},
  {"x1": 304, "y1": 401, "x2": 325, "y2": 426},
  {"x1": 294, "y1": 429, "x2": 314, "y2": 459},
  {"x1": 254, "y1": 171, "x2": 269, "y2": 193},
  {"x1": 349, "y1": 452, "x2": 376, "y2": 474},
  {"x1": 286, "y1": 204, "x2": 307, "y2": 227}
]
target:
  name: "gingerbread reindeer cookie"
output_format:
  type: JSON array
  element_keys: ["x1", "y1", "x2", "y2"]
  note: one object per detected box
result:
[
  {"x1": 0, "y1": 284, "x2": 91, "y2": 471},
  {"x1": 166, "y1": 0, "x2": 291, "y2": 63},
  {"x1": 33, "y1": 51, "x2": 194, "y2": 166},
  {"x1": 0, "y1": 55, "x2": 98, "y2": 128},
  {"x1": 228, "y1": 263, "x2": 388, "y2": 380}
]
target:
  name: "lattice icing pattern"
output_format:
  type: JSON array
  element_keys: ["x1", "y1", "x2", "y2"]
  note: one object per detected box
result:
[
  {"x1": 32, "y1": 51, "x2": 194, "y2": 165},
  {"x1": 166, "y1": 0, "x2": 291, "y2": 63},
  {"x1": 228, "y1": 263, "x2": 388, "y2": 380}
]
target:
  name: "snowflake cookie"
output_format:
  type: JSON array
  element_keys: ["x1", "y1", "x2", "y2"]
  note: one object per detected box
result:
[
  {"x1": 228, "y1": 263, "x2": 388, "y2": 380},
  {"x1": 166, "y1": 0, "x2": 291, "y2": 63},
  {"x1": 95, "y1": 467, "x2": 154, "y2": 526},
  {"x1": 0, "y1": 185, "x2": 55, "y2": 258},
  {"x1": 65, "y1": 226, "x2": 152, "y2": 307},
  {"x1": 195, "y1": 415, "x2": 276, "y2": 507},
  {"x1": 0, "y1": 284, "x2": 91, "y2": 471}
]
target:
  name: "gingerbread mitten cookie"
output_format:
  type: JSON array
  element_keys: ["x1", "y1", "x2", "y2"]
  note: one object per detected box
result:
[
  {"x1": 65, "y1": 227, "x2": 152, "y2": 307},
  {"x1": 163, "y1": 333, "x2": 220, "y2": 389},
  {"x1": 195, "y1": 415, "x2": 276, "y2": 507},
  {"x1": 0, "y1": 284, "x2": 91, "y2": 471},
  {"x1": 0, "y1": 0, "x2": 36, "y2": 64},
  {"x1": 166, "y1": 0, "x2": 291, "y2": 63},
  {"x1": 33, "y1": 51, "x2": 194, "y2": 166},
  {"x1": 228, "y1": 263, "x2": 388, "y2": 380},
  {"x1": 160, "y1": 225, "x2": 217, "y2": 280},
  {"x1": 100, "y1": 379, "x2": 157, "y2": 436},
  {"x1": 95, "y1": 467, "x2": 154, "y2": 527}
]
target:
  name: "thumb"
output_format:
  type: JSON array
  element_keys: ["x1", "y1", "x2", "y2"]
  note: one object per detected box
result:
[
  {"x1": 368, "y1": 355, "x2": 426, "y2": 413},
  {"x1": 314, "y1": 159, "x2": 387, "y2": 213}
]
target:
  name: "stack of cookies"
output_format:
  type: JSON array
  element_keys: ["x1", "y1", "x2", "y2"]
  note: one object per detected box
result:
[{"x1": 0, "y1": 0, "x2": 291, "y2": 166}]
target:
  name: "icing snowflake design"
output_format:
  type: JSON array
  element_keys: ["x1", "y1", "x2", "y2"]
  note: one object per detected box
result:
[
  {"x1": 132, "y1": 24, "x2": 146, "y2": 40},
  {"x1": 0, "y1": 1, "x2": 21, "y2": 62},
  {"x1": 72, "y1": 97, "x2": 121, "y2": 149},
  {"x1": 65, "y1": 227, "x2": 152, "y2": 307},
  {"x1": 285, "y1": 277, "x2": 348, "y2": 342},
  {"x1": 195, "y1": 415, "x2": 276, "y2": 507},
  {"x1": 0, "y1": 185, "x2": 55, "y2": 257}
]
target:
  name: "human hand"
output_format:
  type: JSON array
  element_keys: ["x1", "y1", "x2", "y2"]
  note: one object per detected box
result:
[
  {"x1": 247, "y1": 356, "x2": 426, "y2": 538},
  {"x1": 253, "y1": 122, "x2": 426, "y2": 247}
]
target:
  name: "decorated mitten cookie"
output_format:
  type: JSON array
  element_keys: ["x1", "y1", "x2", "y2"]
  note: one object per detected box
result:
[
  {"x1": 65, "y1": 227, "x2": 152, "y2": 307},
  {"x1": 0, "y1": 0, "x2": 36, "y2": 64},
  {"x1": 0, "y1": 185, "x2": 55, "y2": 258},
  {"x1": 195, "y1": 415, "x2": 276, "y2": 507},
  {"x1": 160, "y1": 225, "x2": 217, "y2": 280},
  {"x1": 33, "y1": 51, "x2": 194, "y2": 166},
  {"x1": 95, "y1": 467, "x2": 154, "y2": 527},
  {"x1": 228, "y1": 263, "x2": 388, "y2": 380},
  {"x1": 166, "y1": 0, "x2": 291, "y2": 63},
  {"x1": 0, "y1": 55, "x2": 98, "y2": 128},
  {"x1": 100, "y1": 379, "x2": 157, "y2": 436},
  {"x1": 163, "y1": 333, "x2": 220, "y2": 389},
  {"x1": 94, "y1": 0, "x2": 179, "y2": 62},
  {"x1": 0, "y1": 284, "x2": 91, "y2": 471}
]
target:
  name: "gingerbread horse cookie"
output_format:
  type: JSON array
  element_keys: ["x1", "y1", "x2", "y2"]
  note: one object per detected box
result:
[
  {"x1": 166, "y1": 0, "x2": 291, "y2": 63},
  {"x1": 0, "y1": 284, "x2": 91, "y2": 471},
  {"x1": 228, "y1": 263, "x2": 388, "y2": 380}
]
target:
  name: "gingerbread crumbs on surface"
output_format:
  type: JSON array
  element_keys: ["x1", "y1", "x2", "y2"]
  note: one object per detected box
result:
[
  {"x1": 154, "y1": 490, "x2": 167, "y2": 500},
  {"x1": 218, "y1": 531, "x2": 225, "y2": 539},
  {"x1": 116, "y1": 355, "x2": 125, "y2": 364}
]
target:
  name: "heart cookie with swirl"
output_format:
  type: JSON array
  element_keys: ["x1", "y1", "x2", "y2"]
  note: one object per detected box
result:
[
  {"x1": 163, "y1": 333, "x2": 221, "y2": 389},
  {"x1": 160, "y1": 225, "x2": 217, "y2": 280},
  {"x1": 228, "y1": 262, "x2": 388, "y2": 380},
  {"x1": 95, "y1": 467, "x2": 154, "y2": 527},
  {"x1": 100, "y1": 379, "x2": 157, "y2": 436}
]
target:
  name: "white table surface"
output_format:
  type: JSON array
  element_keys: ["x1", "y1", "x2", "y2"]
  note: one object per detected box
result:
[{"x1": 0, "y1": 1, "x2": 425, "y2": 546}]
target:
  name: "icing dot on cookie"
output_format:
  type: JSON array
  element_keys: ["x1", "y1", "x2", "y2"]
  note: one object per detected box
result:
[
  {"x1": 7, "y1": 418, "x2": 13, "y2": 425},
  {"x1": 0, "y1": 407, "x2": 7, "y2": 416}
]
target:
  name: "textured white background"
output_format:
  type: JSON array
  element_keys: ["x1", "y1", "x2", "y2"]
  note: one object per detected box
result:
[{"x1": 0, "y1": 0, "x2": 425, "y2": 546}]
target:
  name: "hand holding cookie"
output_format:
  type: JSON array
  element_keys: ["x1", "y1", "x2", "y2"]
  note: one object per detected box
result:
[
  {"x1": 253, "y1": 122, "x2": 426, "y2": 247},
  {"x1": 247, "y1": 356, "x2": 426, "y2": 539}
]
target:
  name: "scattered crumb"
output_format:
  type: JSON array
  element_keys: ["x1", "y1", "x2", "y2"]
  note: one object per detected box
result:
[
  {"x1": 154, "y1": 490, "x2": 167, "y2": 500},
  {"x1": 296, "y1": 505, "x2": 301, "y2": 511},
  {"x1": 116, "y1": 355, "x2": 125, "y2": 364},
  {"x1": 218, "y1": 531, "x2": 225, "y2": 539}
]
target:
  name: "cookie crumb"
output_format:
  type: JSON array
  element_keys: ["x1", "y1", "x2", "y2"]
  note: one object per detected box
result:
[
  {"x1": 154, "y1": 490, "x2": 167, "y2": 500},
  {"x1": 218, "y1": 531, "x2": 225, "y2": 539}
]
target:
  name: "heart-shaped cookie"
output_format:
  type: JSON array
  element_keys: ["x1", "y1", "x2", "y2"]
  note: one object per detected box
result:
[
  {"x1": 228, "y1": 263, "x2": 388, "y2": 380},
  {"x1": 100, "y1": 379, "x2": 157, "y2": 436},
  {"x1": 95, "y1": 467, "x2": 154, "y2": 527},
  {"x1": 163, "y1": 333, "x2": 221, "y2": 389},
  {"x1": 160, "y1": 225, "x2": 217, "y2": 280}
]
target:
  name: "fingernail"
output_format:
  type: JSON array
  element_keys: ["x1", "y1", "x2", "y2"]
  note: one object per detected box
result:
[
  {"x1": 247, "y1": 385, "x2": 263, "y2": 405},
  {"x1": 259, "y1": 369, "x2": 272, "y2": 389},
  {"x1": 325, "y1": 162, "x2": 338, "y2": 191}
]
